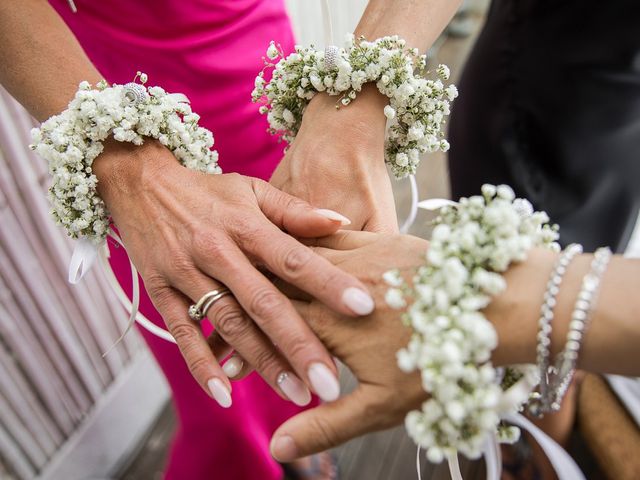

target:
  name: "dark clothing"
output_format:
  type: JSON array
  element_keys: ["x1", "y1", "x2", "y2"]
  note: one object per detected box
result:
[{"x1": 449, "y1": 0, "x2": 640, "y2": 252}]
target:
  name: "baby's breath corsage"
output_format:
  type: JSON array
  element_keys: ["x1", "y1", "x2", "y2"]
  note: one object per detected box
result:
[
  {"x1": 252, "y1": 34, "x2": 458, "y2": 178},
  {"x1": 31, "y1": 73, "x2": 221, "y2": 243},
  {"x1": 386, "y1": 185, "x2": 559, "y2": 462}
]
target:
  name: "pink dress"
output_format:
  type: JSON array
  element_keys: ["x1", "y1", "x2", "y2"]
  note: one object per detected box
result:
[{"x1": 49, "y1": 1, "x2": 307, "y2": 478}]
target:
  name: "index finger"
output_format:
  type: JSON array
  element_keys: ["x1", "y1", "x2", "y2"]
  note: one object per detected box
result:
[{"x1": 244, "y1": 222, "x2": 375, "y2": 317}]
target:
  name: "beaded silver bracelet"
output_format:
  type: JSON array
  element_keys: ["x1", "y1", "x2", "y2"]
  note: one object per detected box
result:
[
  {"x1": 544, "y1": 246, "x2": 612, "y2": 413},
  {"x1": 528, "y1": 243, "x2": 583, "y2": 417}
]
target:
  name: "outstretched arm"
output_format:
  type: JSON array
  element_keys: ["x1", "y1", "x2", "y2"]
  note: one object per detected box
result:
[{"x1": 270, "y1": 231, "x2": 640, "y2": 461}]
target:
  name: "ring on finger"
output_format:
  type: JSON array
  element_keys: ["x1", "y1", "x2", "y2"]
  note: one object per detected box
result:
[{"x1": 188, "y1": 288, "x2": 231, "y2": 322}]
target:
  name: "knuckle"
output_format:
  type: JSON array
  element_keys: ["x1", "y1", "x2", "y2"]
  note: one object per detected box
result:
[
  {"x1": 225, "y1": 172, "x2": 244, "y2": 184},
  {"x1": 309, "y1": 415, "x2": 338, "y2": 448},
  {"x1": 285, "y1": 195, "x2": 308, "y2": 212},
  {"x1": 251, "y1": 347, "x2": 281, "y2": 377},
  {"x1": 280, "y1": 245, "x2": 313, "y2": 278},
  {"x1": 231, "y1": 214, "x2": 259, "y2": 241},
  {"x1": 192, "y1": 230, "x2": 229, "y2": 261},
  {"x1": 213, "y1": 302, "x2": 249, "y2": 338},
  {"x1": 318, "y1": 267, "x2": 343, "y2": 293},
  {"x1": 146, "y1": 281, "x2": 173, "y2": 310},
  {"x1": 144, "y1": 271, "x2": 168, "y2": 294},
  {"x1": 168, "y1": 252, "x2": 195, "y2": 279},
  {"x1": 185, "y1": 354, "x2": 211, "y2": 381},
  {"x1": 280, "y1": 335, "x2": 311, "y2": 363},
  {"x1": 368, "y1": 391, "x2": 403, "y2": 429},
  {"x1": 249, "y1": 288, "x2": 285, "y2": 321},
  {"x1": 169, "y1": 322, "x2": 201, "y2": 347}
]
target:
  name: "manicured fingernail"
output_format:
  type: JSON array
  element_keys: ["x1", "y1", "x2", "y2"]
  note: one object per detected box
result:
[
  {"x1": 314, "y1": 208, "x2": 351, "y2": 226},
  {"x1": 342, "y1": 287, "x2": 374, "y2": 315},
  {"x1": 207, "y1": 378, "x2": 232, "y2": 408},
  {"x1": 271, "y1": 435, "x2": 298, "y2": 462},
  {"x1": 277, "y1": 372, "x2": 312, "y2": 406},
  {"x1": 308, "y1": 363, "x2": 340, "y2": 402},
  {"x1": 222, "y1": 356, "x2": 244, "y2": 378}
]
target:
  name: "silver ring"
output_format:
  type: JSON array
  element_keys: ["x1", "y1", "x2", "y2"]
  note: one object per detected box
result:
[{"x1": 188, "y1": 288, "x2": 231, "y2": 322}]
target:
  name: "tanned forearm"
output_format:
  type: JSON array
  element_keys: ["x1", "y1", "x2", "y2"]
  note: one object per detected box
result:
[
  {"x1": 0, "y1": 0, "x2": 102, "y2": 121},
  {"x1": 488, "y1": 249, "x2": 640, "y2": 377},
  {"x1": 355, "y1": 0, "x2": 462, "y2": 52}
]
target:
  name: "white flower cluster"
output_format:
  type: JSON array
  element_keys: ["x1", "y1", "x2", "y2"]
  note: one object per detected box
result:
[
  {"x1": 252, "y1": 35, "x2": 458, "y2": 178},
  {"x1": 31, "y1": 76, "x2": 221, "y2": 242},
  {"x1": 386, "y1": 184, "x2": 559, "y2": 462}
]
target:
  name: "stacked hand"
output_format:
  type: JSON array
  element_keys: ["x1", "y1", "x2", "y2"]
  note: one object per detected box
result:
[
  {"x1": 270, "y1": 232, "x2": 560, "y2": 461},
  {"x1": 93, "y1": 86, "x2": 400, "y2": 411},
  {"x1": 269, "y1": 231, "x2": 428, "y2": 461},
  {"x1": 94, "y1": 138, "x2": 378, "y2": 407}
]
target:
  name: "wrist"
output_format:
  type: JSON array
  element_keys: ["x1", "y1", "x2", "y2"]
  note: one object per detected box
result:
[
  {"x1": 94, "y1": 138, "x2": 179, "y2": 209},
  {"x1": 486, "y1": 248, "x2": 558, "y2": 367},
  {"x1": 304, "y1": 84, "x2": 388, "y2": 162}
]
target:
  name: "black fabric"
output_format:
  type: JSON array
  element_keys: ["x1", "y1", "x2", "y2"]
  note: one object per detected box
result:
[{"x1": 448, "y1": 0, "x2": 640, "y2": 252}]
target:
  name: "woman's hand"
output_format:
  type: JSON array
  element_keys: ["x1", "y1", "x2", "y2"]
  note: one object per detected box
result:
[
  {"x1": 269, "y1": 232, "x2": 554, "y2": 461},
  {"x1": 270, "y1": 231, "x2": 429, "y2": 461},
  {"x1": 93, "y1": 139, "x2": 376, "y2": 407},
  {"x1": 270, "y1": 85, "x2": 399, "y2": 233}
]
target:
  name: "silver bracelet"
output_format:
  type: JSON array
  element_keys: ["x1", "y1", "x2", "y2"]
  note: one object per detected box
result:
[
  {"x1": 528, "y1": 243, "x2": 583, "y2": 417},
  {"x1": 546, "y1": 246, "x2": 612, "y2": 412}
]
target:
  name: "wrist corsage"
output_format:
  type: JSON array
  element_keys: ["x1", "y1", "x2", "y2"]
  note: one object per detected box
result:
[
  {"x1": 386, "y1": 185, "x2": 560, "y2": 462},
  {"x1": 252, "y1": 34, "x2": 458, "y2": 178},
  {"x1": 31, "y1": 73, "x2": 221, "y2": 243}
]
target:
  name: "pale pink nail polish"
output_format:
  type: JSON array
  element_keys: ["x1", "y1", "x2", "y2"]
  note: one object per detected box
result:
[
  {"x1": 222, "y1": 356, "x2": 244, "y2": 378},
  {"x1": 277, "y1": 372, "x2": 312, "y2": 406},
  {"x1": 207, "y1": 378, "x2": 232, "y2": 408},
  {"x1": 342, "y1": 287, "x2": 375, "y2": 315},
  {"x1": 307, "y1": 363, "x2": 340, "y2": 402},
  {"x1": 314, "y1": 208, "x2": 351, "y2": 226}
]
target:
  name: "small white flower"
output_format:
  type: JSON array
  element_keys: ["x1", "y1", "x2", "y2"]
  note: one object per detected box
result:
[
  {"x1": 385, "y1": 288, "x2": 406, "y2": 309},
  {"x1": 496, "y1": 184, "x2": 515, "y2": 201},
  {"x1": 426, "y1": 447, "x2": 444, "y2": 464},
  {"x1": 383, "y1": 105, "x2": 396, "y2": 119},
  {"x1": 436, "y1": 64, "x2": 450, "y2": 80},
  {"x1": 282, "y1": 109, "x2": 295, "y2": 125},
  {"x1": 383, "y1": 269, "x2": 403, "y2": 287},
  {"x1": 397, "y1": 349, "x2": 416, "y2": 372},
  {"x1": 395, "y1": 152, "x2": 409, "y2": 166}
]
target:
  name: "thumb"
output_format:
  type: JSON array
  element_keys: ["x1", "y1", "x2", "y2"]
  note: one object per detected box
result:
[
  {"x1": 253, "y1": 178, "x2": 351, "y2": 237},
  {"x1": 270, "y1": 387, "x2": 379, "y2": 462}
]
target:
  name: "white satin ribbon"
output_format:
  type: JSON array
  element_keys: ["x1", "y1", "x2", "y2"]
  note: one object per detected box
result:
[
  {"x1": 482, "y1": 434, "x2": 501, "y2": 480},
  {"x1": 503, "y1": 412, "x2": 586, "y2": 480},
  {"x1": 447, "y1": 453, "x2": 463, "y2": 480},
  {"x1": 442, "y1": 411, "x2": 585, "y2": 480},
  {"x1": 417, "y1": 198, "x2": 459, "y2": 211},
  {"x1": 68, "y1": 229, "x2": 176, "y2": 352},
  {"x1": 69, "y1": 237, "x2": 100, "y2": 284},
  {"x1": 400, "y1": 175, "x2": 420, "y2": 234}
]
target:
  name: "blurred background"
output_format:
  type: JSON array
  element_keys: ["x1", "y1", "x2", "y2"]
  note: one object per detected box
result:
[{"x1": 1, "y1": 1, "x2": 639, "y2": 479}]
